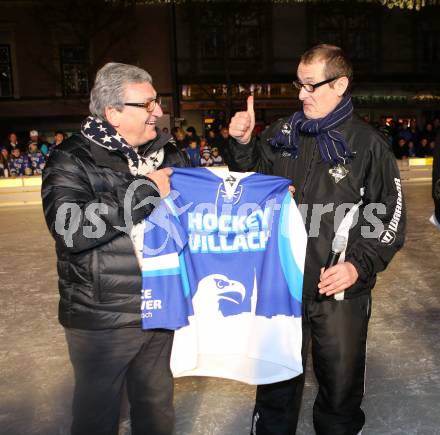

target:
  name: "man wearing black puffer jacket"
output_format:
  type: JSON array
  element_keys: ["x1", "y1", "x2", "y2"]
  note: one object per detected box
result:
[
  {"x1": 42, "y1": 62, "x2": 188, "y2": 435},
  {"x1": 229, "y1": 45, "x2": 406, "y2": 435}
]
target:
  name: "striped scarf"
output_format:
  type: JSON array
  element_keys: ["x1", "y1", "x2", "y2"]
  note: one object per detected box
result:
[{"x1": 270, "y1": 96, "x2": 354, "y2": 165}]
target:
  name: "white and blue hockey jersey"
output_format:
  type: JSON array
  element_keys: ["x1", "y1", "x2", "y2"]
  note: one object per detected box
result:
[{"x1": 141, "y1": 167, "x2": 307, "y2": 385}]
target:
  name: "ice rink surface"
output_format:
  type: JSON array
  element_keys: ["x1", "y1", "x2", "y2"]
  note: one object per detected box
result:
[{"x1": 0, "y1": 181, "x2": 439, "y2": 435}]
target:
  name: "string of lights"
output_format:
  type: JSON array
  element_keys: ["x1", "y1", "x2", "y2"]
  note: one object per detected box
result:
[{"x1": 124, "y1": 0, "x2": 440, "y2": 10}]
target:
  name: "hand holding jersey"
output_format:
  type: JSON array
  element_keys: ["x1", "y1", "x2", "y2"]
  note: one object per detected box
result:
[{"x1": 146, "y1": 167, "x2": 173, "y2": 198}]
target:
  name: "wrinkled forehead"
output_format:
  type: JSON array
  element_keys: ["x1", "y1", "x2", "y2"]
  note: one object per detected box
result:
[
  {"x1": 297, "y1": 59, "x2": 326, "y2": 81},
  {"x1": 123, "y1": 81, "x2": 156, "y2": 101}
]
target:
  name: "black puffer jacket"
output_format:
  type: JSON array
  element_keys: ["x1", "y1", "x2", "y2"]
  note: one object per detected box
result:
[
  {"x1": 42, "y1": 131, "x2": 188, "y2": 329},
  {"x1": 230, "y1": 114, "x2": 406, "y2": 300}
]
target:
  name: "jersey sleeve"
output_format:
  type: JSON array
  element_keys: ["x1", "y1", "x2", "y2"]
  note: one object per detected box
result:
[{"x1": 141, "y1": 198, "x2": 191, "y2": 330}]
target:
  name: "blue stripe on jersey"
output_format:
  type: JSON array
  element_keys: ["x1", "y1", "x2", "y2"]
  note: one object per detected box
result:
[
  {"x1": 142, "y1": 267, "x2": 181, "y2": 277},
  {"x1": 278, "y1": 192, "x2": 303, "y2": 303}
]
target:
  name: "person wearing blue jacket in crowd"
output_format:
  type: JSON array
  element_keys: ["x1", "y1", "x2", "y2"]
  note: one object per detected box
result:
[
  {"x1": 185, "y1": 139, "x2": 200, "y2": 167},
  {"x1": 9, "y1": 148, "x2": 31, "y2": 176},
  {"x1": 28, "y1": 142, "x2": 46, "y2": 175}
]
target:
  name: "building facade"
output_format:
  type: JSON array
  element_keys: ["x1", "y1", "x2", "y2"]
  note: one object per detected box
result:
[{"x1": 1, "y1": 1, "x2": 439, "y2": 141}]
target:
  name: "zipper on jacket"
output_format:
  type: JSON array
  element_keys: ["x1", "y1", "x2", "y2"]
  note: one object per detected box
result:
[{"x1": 300, "y1": 139, "x2": 318, "y2": 203}]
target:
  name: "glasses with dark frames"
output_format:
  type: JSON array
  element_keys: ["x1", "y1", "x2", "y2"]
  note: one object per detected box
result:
[
  {"x1": 292, "y1": 77, "x2": 341, "y2": 93},
  {"x1": 124, "y1": 95, "x2": 161, "y2": 113}
]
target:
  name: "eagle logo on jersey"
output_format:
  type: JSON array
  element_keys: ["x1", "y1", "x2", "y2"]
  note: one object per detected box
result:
[{"x1": 193, "y1": 274, "x2": 252, "y2": 318}]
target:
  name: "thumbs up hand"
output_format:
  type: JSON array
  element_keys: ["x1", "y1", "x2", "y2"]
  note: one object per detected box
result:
[{"x1": 228, "y1": 96, "x2": 256, "y2": 145}]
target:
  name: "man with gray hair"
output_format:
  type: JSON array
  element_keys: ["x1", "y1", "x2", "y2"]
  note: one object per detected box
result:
[{"x1": 42, "y1": 62, "x2": 188, "y2": 435}]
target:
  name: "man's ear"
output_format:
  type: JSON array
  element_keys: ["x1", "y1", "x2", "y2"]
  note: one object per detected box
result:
[
  {"x1": 335, "y1": 77, "x2": 349, "y2": 97},
  {"x1": 105, "y1": 106, "x2": 121, "y2": 128}
]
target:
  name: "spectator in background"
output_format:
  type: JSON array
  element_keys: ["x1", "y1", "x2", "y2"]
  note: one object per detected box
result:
[
  {"x1": 185, "y1": 139, "x2": 200, "y2": 167},
  {"x1": 9, "y1": 148, "x2": 31, "y2": 176},
  {"x1": 421, "y1": 122, "x2": 435, "y2": 143},
  {"x1": 29, "y1": 129, "x2": 40, "y2": 148},
  {"x1": 407, "y1": 141, "x2": 416, "y2": 158},
  {"x1": 393, "y1": 138, "x2": 409, "y2": 159},
  {"x1": 211, "y1": 147, "x2": 224, "y2": 166},
  {"x1": 377, "y1": 118, "x2": 393, "y2": 145},
  {"x1": 28, "y1": 142, "x2": 46, "y2": 175},
  {"x1": 217, "y1": 127, "x2": 233, "y2": 168},
  {"x1": 1, "y1": 147, "x2": 10, "y2": 162},
  {"x1": 207, "y1": 129, "x2": 219, "y2": 148},
  {"x1": 409, "y1": 119, "x2": 420, "y2": 145},
  {"x1": 199, "y1": 137, "x2": 210, "y2": 157},
  {"x1": 53, "y1": 131, "x2": 65, "y2": 148},
  {"x1": 417, "y1": 137, "x2": 432, "y2": 157},
  {"x1": 397, "y1": 122, "x2": 412, "y2": 143},
  {"x1": 211, "y1": 111, "x2": 226, "y2": 132},
  {"x1": 162, "y1": 127, "x2": 169, "y2": 134},
  {"x1": 28, "y1": 129, "x2": 49, "y2": 155},
  {"x1": 0, "y1": 147, "x2": 9, "y2": 177},
  {"x1": 6, "y1": 132, "x2": 25, "y2": 153},
  {"x1": 46, "y1": 131, "x2": 65, "y2": 157},
  {"x1": 185, "y1": 126, "x2": 199, "y2": 145},
  {"x1": 433, "y1": 117, "x2": 440, "y2": 136},
  {"x1": 200, "y1": 147, "x2": 213, "y2": 167},
  {"x1": 174, "y1": 128, "x2": 188, "y2": 150}
]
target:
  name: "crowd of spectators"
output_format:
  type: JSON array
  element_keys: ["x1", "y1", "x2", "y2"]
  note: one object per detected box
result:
[
  {"x1": 0, "y1": 130, "x2": 65, "y2": 177},
  {"x1": 172, "y1": 125, "x2": 230, "y2": 168},
  {"x1": 2, "y1": 115, "x2": 439, "y2": 178},
  {"x1": 374, "y1": 116, "x2": 440, "y2": 160}
]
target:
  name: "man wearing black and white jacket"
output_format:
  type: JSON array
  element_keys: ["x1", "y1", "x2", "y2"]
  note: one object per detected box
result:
[
  {"x1": 229, "y1": 45, "x2": 406, "y2": 435},
  {"x1": 42, "y1": 62, "x2": 188, "y2": 435}
]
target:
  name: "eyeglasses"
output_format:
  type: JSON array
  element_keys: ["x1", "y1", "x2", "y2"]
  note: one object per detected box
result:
[
  {"x1": 124, "y1": 95, "x2": 161, "y2": 113},
  {"x1": 292, "y1": 77, "x2": 341, "y2": 93}
]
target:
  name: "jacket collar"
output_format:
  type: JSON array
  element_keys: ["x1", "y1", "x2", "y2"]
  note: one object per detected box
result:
[{"x1": 138, "y1": 128, "x2": 173, "y2": 157}]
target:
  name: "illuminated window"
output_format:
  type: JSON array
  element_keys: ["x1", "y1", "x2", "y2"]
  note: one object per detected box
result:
[
  {"x1": 0, "y1": 45, "x2": 13, "y2": 98},
  {"x1": 60, "y1": 45, "x2": 89, "y2": 96}
]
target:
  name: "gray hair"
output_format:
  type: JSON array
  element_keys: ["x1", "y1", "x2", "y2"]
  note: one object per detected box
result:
[{"x1": 89, "y1": 62, "x2": 153, "y2": 121}]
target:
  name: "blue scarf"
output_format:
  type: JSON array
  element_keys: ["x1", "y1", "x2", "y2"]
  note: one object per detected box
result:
[{"x1": 270, "y1": 96, "x2": 354, "y2": 165}]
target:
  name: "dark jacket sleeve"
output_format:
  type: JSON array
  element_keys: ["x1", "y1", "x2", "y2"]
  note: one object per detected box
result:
[
  {"x1": 42, "y1": 148, "x2": 161, "y2": 254},
  {"x1": 345, "y1": 139, "x2": 406, "y2": 281},
  {"x1": 228, "y1": 119, "x2": 285, "y2": 174}
]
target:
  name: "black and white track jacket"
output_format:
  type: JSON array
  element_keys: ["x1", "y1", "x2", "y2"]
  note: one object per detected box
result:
[{"x1": 230, "y1": 114, "x2": 406, "y2": 300}]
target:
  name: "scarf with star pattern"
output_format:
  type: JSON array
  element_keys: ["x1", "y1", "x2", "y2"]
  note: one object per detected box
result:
[{"x1": 81, "y1": 116, "x2": 164, "y2": 176}]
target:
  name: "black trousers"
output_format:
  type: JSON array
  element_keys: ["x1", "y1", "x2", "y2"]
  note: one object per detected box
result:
[
  {"x1": 65, "y1": 327, "x2": 174, "y2": 435},
  {"x1": 251, "y1": 294, "x2": 371, "y2": 435}
]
